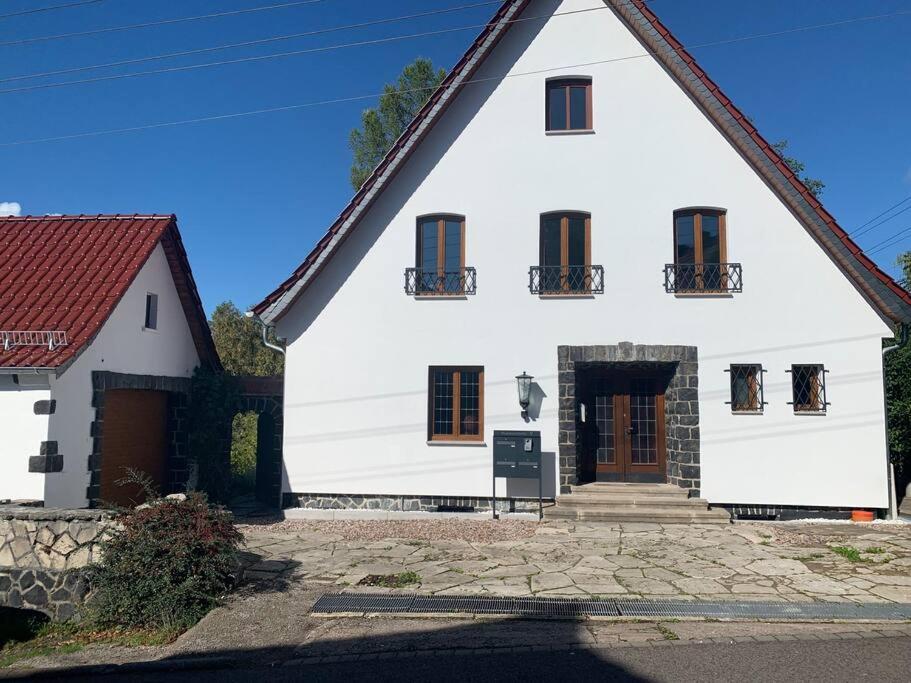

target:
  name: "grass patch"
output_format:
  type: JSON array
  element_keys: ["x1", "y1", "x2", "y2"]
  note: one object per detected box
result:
[
  {"x1": 357, "y1": 571, "x2": 422, "y2": 588},
  {"x1": 830, "y1": 546, "x2": 870, "y2": 563},
  {"x1": 655, "y1": 623, "x2": 679, "y2": 641},
  {"x1": 0, "y1": 620, "x2": 178, "y2": 669},
  {"x1": 865, "y1": 547, "x2": 886, "y2": 555}
]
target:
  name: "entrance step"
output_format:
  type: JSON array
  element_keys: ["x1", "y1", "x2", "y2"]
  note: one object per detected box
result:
[{"x1": 546, "y1": 483, "x2": 730, "y2": 524}]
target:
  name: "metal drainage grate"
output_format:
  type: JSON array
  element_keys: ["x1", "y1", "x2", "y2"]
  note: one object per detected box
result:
[{"x1": 312, "y1": 593, "x2": 911, "y2": 621}]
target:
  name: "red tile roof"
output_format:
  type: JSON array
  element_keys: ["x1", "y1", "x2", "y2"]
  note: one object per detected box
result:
[
  {"x1": 253, "y1": 0, "x2": 911, "y2": 326},
  {"x1": 0, "y1": 215, "x2": 219, "y2": 371}
]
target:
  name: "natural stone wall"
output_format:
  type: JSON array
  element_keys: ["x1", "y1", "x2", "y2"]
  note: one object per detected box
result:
[
  {"x1": 286, "y1": 493, "x2": 551, "y2": 514},
  {"x1": 0, "y1": 505, "x2": 115, "y2": 620}
]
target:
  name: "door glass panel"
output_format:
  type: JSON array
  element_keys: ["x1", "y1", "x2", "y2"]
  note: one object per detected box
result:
[
  {"x1": 569, "y1": 86, "x2": 587, "y2": 129},
  {"x1": 459, "y1": 370, "x2": 480, "y2": 436},
  {"x1": 674, "y1": 213, "x2": 696, "y2": 290},
  {"x1": 701, "y1": 213, "x2": 722, "y2": 288},
  {"x1": 443, "y1": 219, "x2": 462, "y2": 292},
  {"x1": 547, "y1": 85, "x2": 567, "y2": 130},
  {"x1": 419, "y1": 218, "x2": 439, "y2": 292},
  {"x1": 595, "y1": 393, "x2": 615, "y2": 464},
  {"x1": 541, "y1": 215, "x2": 562, "y2": 292},
  {"x1": 629, "y1": 380, "x2": 658, "y2": 465},
  {"x1": 432, "y1": 370, "x2": 454, "y2": 436},
  {"x1": 567, "y1": 215, "x2": 587, "y2": 291}
]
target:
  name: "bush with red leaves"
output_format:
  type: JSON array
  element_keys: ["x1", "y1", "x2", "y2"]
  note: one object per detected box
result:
[{"x1": 84, "y1": 492, "x2": 242, "y2": 629}]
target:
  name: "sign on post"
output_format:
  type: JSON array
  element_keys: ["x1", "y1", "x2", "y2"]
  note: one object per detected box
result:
[{"x1": 492, "y1": 430, "x2": 543, "y2": 520}]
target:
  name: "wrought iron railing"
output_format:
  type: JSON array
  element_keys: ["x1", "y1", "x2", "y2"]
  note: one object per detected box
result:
[
  {"x1": 664, "y1": 263, "x2": 742, "y2": 293},
  {"x1": 1, "y1": 330, "x2": 68, "y2": 352},
  {"x1": 529, "y1": 265, "x2": 604, "y2": 295},
  {"x1": 404, "y1": 267, "x2": 477, "y2": 295}
]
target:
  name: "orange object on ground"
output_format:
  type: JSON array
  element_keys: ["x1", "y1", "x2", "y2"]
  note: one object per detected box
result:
[{"x1": 851, "y1": 510, "x2": 875, "y2": 522}]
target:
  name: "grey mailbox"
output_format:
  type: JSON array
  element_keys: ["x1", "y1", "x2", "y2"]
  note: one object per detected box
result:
[{"x1": 492, "y1": 430, "x2": 543, "y2": 520}]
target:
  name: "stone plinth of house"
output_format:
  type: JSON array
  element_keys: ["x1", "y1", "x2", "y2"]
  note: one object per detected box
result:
[{"x1": 0, "y1": 505, "x2": 115, "y2": 620}]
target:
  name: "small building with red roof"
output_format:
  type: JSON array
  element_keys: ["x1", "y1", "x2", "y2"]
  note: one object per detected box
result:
[{"x1": 0, "y1": 215, "x2": 218, "y2": 508}]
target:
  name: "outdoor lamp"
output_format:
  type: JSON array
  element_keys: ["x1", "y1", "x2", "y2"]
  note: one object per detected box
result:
[{"x1": 516, "y1": 371, "x2": 533, "y2": 419}]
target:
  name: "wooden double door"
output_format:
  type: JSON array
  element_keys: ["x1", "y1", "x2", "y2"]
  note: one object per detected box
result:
[{"x1": 580, "y1": 373, "x2": 666, "y2": 483}]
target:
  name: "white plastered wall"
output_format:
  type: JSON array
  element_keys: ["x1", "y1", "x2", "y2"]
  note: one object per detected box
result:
[
  {"x1": 44, "y1": 244, "x2": 200, "y2": 508},
  {"x1": 0, "y1": 375, "x2": 50, "y2": 501},
  {"x1": 274, "y1": 0, "x2": 893, "y2": 508}
]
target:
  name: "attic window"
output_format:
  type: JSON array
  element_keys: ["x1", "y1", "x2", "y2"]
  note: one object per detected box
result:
[
  {"x1": 144, "y1": 293, "x2": 158, "y2": 330},
  {"x1": 546, "y1": 78, "x2": 592, "y2": 131}
]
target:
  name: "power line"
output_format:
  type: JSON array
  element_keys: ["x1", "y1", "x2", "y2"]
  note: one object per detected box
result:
[
  {"x1": 866, "y1": 225, "x2": 911, "y2": 255},
  {"x1": 851, "y1": 200, "x2": 911, "y2": 239},
  {"x1": 0, "y1": 0, "x2": 102, "y2": 21},
  {"x1": 852, "y1": 194, "x2": 911, "y2": 234},
  {"x1": 0, "y1": 0, "x2": 330, "y2": 48},
  {"x1": 0, "y1": 0, "x2": 504, "y2": 84},
  {"x1": 2, "y1": 8, "x2": 910, "y2": 145},
  {"x1": 2, "y1": 6, "x2": 908, "y2": 97}
]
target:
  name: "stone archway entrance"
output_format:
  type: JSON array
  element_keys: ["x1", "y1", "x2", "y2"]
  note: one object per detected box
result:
[{"x1": 236, "y1": 376, "x2": 283, "y2": 508}]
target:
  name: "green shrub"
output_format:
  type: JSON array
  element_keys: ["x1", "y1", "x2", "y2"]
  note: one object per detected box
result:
[{"x1": 84, "y1": 492, "x2": 242, "y2": 630}]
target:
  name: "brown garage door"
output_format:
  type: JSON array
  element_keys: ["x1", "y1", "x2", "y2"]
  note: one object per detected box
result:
[{"x1": 100, "y1": 389, "x2": 168, "y2": 507}]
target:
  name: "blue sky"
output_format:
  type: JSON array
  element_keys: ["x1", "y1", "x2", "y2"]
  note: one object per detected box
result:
[{"x1": 2, "y1": 0, "x2": 910, "y2": 313}]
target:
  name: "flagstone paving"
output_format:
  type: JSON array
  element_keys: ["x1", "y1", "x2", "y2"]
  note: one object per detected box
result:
[{"x1": 237, "y1": 520, "x2": 911, "y2": 604}]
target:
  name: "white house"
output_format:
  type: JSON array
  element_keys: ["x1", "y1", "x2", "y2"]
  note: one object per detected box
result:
[
  {"x1": 252, "y1": 0, "x2": 911, "y2": 520},
  {"x1": 0, "y1": 215, "x2": 218, "y2": 508}
]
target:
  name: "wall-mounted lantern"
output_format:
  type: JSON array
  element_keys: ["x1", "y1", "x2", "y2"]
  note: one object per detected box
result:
[{"x1": 516, "y1": 371, "x2": 533, "y2": 419}]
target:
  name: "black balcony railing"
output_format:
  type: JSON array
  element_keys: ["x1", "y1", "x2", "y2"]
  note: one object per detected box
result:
[
  {"x1": 405, "y1": 267, "x2": 476, "y2": 295},
  {"x1": 529, "y1": 265, "x2": 604, "y2": 295},
  {"x1": 664, "y1": 263, "x2": 742, "y2": 293}
]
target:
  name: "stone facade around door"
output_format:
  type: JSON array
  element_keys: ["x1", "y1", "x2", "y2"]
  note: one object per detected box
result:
[{"x1": 558, "y1": 343, "x2": 700, "y2": 497}]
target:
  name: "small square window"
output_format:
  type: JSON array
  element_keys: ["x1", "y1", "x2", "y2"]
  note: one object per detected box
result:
[
  {"x1": 727, "y1": 364, "x2": 764, "y2": 413},
  {"x1": 789, "y1": 364, "x2": 827, "y2": 413},
  {"x1": 144, "y1": 293, "x2": 158, "y2": 330},
  {"x1": 545, "y1": 78, "x2": 592, "y2": 131}
]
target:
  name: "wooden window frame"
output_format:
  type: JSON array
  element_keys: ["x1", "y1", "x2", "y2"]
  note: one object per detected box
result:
[
  {"x1": 673, "y1": 208, "x2": 728, "y2": 291},
  {"x1": 539, "y1": 211, "x2": 592, "y2": 293},
  {"x1": 415, "y1": 214, "x2": 466, "y2": 295},
  {"x1": 428, "y1": 366, "x2": 484, "y2": 442},
  {"x1": 545, "y1": 78, "x2": 593, "y2": 131},
  {"x1": 726, "y1": 364, "x2": 764, "y2": 414}
]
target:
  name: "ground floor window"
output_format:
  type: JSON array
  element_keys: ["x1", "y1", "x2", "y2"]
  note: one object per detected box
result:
[
  {"x1": 789, "y1": 364, "x2": 827, "y2": 413},
  {"x1": 428, "y1": 366, "x2": 484, "y2": 441},
  {"x1": 727, "y1": 364, "x2": 764, "y2": 413}
]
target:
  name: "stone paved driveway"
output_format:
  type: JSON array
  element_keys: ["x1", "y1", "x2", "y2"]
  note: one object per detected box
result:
[{"x1": 239, "y1": 520, "x2": 911, "y2": 603}]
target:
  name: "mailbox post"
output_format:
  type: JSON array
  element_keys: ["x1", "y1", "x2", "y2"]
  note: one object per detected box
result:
[{"x1": 492, "y1": 430, "x2": 543, "y2": 520}]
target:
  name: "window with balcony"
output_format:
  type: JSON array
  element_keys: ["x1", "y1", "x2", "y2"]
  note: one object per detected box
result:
[
  {"x1": 727, "y1": 364, "x2": 764, "y2": 413},
  {"x1": 789, "y1": 364, "x2": 827, "y2": 414},
  {"x1": 405, "y1": 215, "x2": 475, "y2": 295},
  {"x1": 428, "y1": 366, "x2": 484, "y2": 442},
  {"x1": 530, "y1": 212, "x2": 603, "y2": 294},
  {"x1": 665, "y1": 208, "x2": 741, "y2": 293},
  {"x1": 546, "y1": 78, "x2": 592, "y2": 132}
]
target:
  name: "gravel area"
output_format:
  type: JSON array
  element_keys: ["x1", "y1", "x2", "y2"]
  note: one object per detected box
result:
[{"x1": 236, "y1": 518, "x2": 538, "y2": 543}]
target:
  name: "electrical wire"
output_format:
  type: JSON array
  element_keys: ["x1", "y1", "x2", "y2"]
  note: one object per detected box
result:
[{"x1": 0, "y1": 0, "x2": 102, "y2": 21}]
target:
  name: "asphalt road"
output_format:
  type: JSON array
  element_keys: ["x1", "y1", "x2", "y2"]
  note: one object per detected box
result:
[{"x1": 19, "y1": 636, "x2": 911, "y2": 682}]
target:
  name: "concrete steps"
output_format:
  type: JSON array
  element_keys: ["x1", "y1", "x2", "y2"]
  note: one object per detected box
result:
[{"x1": 545, "y1": 483, "x2": 730, "y2": 524}]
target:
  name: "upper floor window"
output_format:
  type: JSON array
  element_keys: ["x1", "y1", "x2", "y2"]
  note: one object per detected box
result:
[
  {"x1": 411, "y1": 214, "x2": 473, "y2": 295},
  {"x1": 668, "y1": 208, "x2": 741, "y2": 292},
  {"x1": 546, "y1": 78, "x2": 592, "y2": 131},
  {"x1": 144, "y1": 293, "x2": 158, "y2": 330},
  {"x1": 532, "y1": 211, "x2": 603, "y2": 294},
  {"x1": 428, "y1": 366, "x2": 484, "y2": 442},
  {"x1": 789, "y1": 364, "x2": 827, "y2": 414}
]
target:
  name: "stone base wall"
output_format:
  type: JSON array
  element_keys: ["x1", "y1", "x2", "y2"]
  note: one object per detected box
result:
[
  {"x1": 0, "y1": 505, "x2": 115, "y2": 620},
  {"x1": 285, "y1": 493, "x2": 552, "y2": 514}
]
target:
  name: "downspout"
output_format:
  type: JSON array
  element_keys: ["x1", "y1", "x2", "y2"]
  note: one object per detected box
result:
[
  {"x1": 882, "y1": 323, "x2": 908, "y2": 520},
  {"x1": 246, "y1": 312, "x2": 285, "y2": 356}
]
